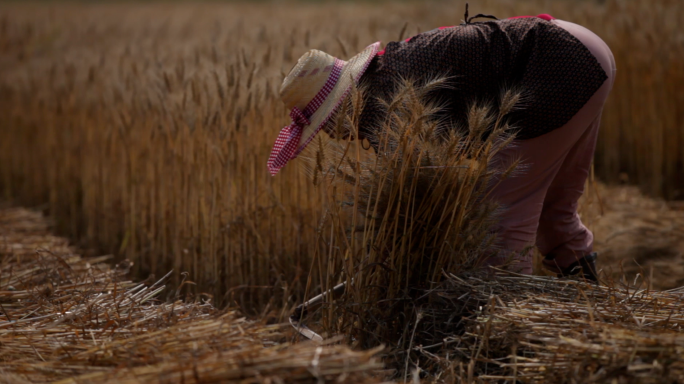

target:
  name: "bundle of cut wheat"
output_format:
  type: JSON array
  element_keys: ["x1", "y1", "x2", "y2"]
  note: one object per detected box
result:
[
  {"x1": 412, "y1": 271, "x2": 684, "y2": 383},
  {"x1": 300, "y1": 80, "x2": 519, "y2": 375}
]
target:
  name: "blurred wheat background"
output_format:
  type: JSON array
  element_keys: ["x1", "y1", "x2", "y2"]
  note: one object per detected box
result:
[{"x1": 0, "y1": 0, "x2": 682, "y2": 312}]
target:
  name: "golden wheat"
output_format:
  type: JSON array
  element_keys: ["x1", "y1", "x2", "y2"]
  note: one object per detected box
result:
[{"x1": 0, "y1": 0, "x2": 681, "y2": 314}]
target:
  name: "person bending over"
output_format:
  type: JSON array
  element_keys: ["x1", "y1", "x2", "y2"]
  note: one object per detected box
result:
[{"x1": 267, "y1": 13, "x2": 616, "y2": 281}]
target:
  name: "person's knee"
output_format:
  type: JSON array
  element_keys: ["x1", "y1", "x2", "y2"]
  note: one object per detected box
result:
[
  {"x1": 493, "y1": 219, "x2": 539, "y2": 248},
  {"x1": 538, "y1": 203, "x2": 581, "y2": 230}
]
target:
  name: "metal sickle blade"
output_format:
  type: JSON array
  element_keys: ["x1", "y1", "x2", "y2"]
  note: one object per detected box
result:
[
  {"x1": 289, "y1": 316, "x2": 324, "y2": 342},
  {"x1": 289, "y1": 281, "x2": 348, "y2": 341}
]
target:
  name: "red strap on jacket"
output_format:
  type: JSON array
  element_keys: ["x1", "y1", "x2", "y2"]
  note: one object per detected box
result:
[{"x1": 509, "y1": 14, "x2": 555, "y2": 21}]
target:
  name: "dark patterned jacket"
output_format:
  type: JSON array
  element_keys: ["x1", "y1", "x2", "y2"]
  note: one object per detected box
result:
[{"x1": 357, "y1": 17, "x2": 608, "y2": 141}]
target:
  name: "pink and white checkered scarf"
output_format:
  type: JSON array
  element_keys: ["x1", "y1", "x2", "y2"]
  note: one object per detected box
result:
[{"x1": 267, "y1": 59, "x2": 345, "y2": 176}]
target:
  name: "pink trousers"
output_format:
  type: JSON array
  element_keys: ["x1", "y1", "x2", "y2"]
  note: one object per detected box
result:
[{"x1": 486, "y1": 20, "x2": 617, "y2": 274}]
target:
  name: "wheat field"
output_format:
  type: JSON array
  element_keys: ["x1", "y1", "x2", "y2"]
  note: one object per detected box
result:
[{"x1": 0, "y1": 0, "x2": 682, "y2": 313}]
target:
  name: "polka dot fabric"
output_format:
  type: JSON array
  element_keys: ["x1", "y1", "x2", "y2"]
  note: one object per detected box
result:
[{"x1": 358, "y1": 18, "x2": 608, "y2": 140}]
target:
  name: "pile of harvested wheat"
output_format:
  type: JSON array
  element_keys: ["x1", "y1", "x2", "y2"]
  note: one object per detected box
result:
[
  {"x1": 0, "y1": 206, "x2": 385, "y2": 383},
  {"x1": 406, "y1": 271, "x2": 684, "y2": 383}
]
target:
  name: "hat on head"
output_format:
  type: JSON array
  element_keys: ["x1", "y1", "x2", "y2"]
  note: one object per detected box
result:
[{"x1": 267, "y1": 42, "x2": 381, "y2": 176}]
